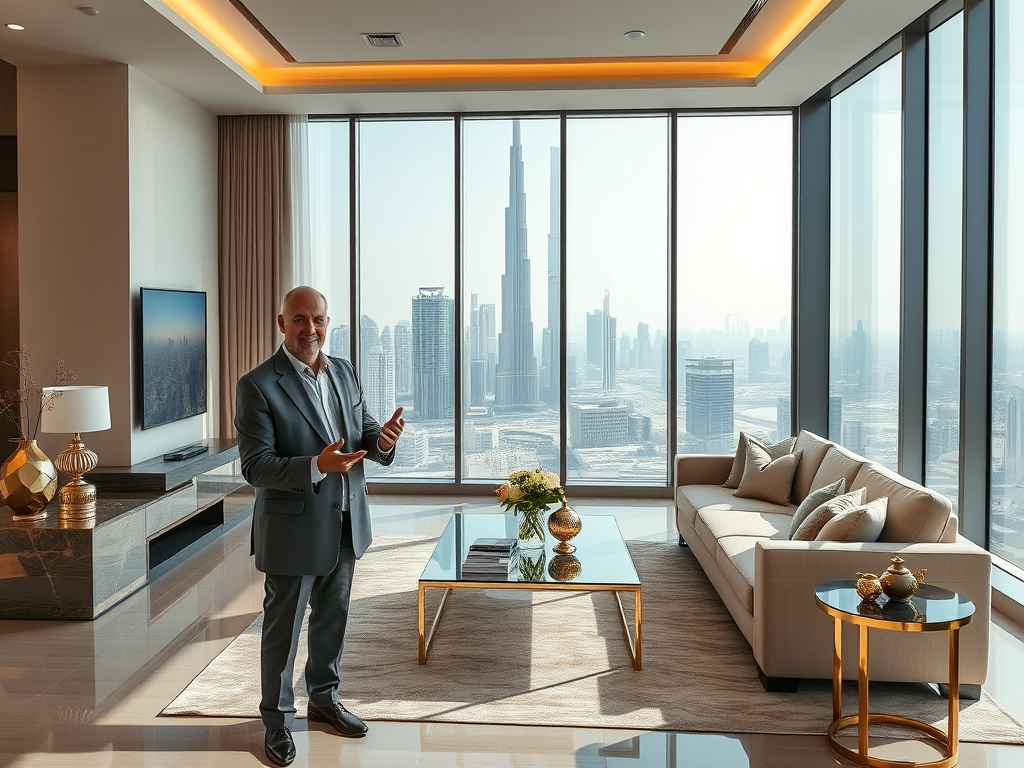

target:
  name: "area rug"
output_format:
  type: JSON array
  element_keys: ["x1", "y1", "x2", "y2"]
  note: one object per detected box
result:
[{"x1": 163, "y1": 536, "x2": 1024, "y2": 741}]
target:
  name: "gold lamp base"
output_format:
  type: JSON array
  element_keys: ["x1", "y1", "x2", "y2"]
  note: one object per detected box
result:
[{"x1": 53, "y1": 434, "x2": 99, "y2": 521}]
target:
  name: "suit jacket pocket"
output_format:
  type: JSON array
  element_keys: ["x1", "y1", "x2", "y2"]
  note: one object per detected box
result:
[{"x1": 264, "y1": 499, "x2": 305, "y2": 515}]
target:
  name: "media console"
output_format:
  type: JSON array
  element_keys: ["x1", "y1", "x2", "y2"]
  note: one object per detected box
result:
[{"x1": 0, "y1": 438, "x2": 252, "y2": 619}]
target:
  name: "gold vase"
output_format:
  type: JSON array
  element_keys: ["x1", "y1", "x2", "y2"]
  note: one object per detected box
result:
[
  {"x1": 0, "y1": 440, "x2": 58, "y2": 520},
  {"x1": 547, "y1": 500, "x2": 582, "y2": 554}
]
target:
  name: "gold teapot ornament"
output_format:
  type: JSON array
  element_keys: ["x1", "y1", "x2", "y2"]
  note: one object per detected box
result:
[
  {"x1": 879, "y1": 556, "x2": 927, "y2": 602},
  {"x1": 855, "y1": 572, "x2": 883, "y2": 602}
]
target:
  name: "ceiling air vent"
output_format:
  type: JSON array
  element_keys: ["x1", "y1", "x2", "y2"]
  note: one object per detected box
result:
[{"x1": 362, "y1": 33, "x2": 406, "y2": 48}]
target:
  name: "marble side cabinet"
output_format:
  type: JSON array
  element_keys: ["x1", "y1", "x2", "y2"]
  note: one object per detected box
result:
[{"x1": 0, "y1": 441, "x2": 252, "y2": 620}]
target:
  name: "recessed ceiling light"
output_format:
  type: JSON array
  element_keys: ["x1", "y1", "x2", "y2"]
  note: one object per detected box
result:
[
  {"x1": 79, "y1": 7, "x2": 100, "y2": 16},
  {"x1": 6, "y1": 23, "x2": 26, "y2": 31},
  {"x1": 624, "y1": 30, "x2": 645, "y2": 40}
]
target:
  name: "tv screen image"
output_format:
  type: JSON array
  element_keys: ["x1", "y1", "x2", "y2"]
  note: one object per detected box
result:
[{"x1": 140, "y1": 288, "x2": 208, "y2": 430}]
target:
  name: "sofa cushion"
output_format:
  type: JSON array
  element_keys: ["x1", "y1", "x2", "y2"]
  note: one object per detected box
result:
[
  {"x1": 809, "y1": 444, "x2": 867, "y2": 495},
  {"x1": 816, "y1": 496, "x2": 887, "y2": 542},
  {"x1": 675, "y1": 486, "x2": 702, "y2": 528},
  {"x1": 695, "y1": 508, "x2": 792, "y2": 553},
  {"x1": 792, "y1": 430, "x2": 834, "y2": 502},
  {"x1": 789, "y1": 477, "x2": 846, "y2": 538},
  {"x1": 723, "y1": 433, "x2": 797, "y2": 489},
  {"x1": 792, "y1": 488, "x2": 867, "y2": 541},
  {"x1": 852, "y1": 463, "x2": 952, "y2": 543},
  {"x1": 680, "y1": 485, "x2": 797, "y2": 518},
  {"x1": 734, "y1": 445, "x2": 803, "y2": 505},
  {"x1": 715, "y1": 536, "x2": 762, "y2": 612}
]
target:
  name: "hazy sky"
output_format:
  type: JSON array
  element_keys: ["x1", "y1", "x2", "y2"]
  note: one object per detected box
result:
[
  {"x1": 142, "y1": 288, "x2": 206, "y2": 343},
  {"x1": 308, "y1": 112, "x2": 794, "y2": 343}
]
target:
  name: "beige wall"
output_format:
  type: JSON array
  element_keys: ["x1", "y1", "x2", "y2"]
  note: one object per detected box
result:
[
  {"x1": 18, "y1": 64, "x2": 218, "y2": 467},
  {"x1": 128, "y1": 67, "x2": 218, "y2": 465}
]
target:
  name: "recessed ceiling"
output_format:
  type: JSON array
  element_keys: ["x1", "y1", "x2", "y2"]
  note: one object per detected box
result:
[{"x1": 0, "y1": 0, "x2": 937, "y2": 114}]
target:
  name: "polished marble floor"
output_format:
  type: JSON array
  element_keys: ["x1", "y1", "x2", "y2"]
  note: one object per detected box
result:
[{"x1": 1, "y1": 496, "x2": 1023, "y2": 767}]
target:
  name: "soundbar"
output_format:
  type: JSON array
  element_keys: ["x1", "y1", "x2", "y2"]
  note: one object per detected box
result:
[{"x1": 162, "y1": 444, "x2": 210, "y2": 462}]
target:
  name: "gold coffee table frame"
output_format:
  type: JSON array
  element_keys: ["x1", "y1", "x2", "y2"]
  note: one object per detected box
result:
[
  {"x1": 417, "y1": 514, "x2": 643, "y2": 670},
  {"x1": 418, "y1": 579, "x2": 642, "y2": 669},
  {"x1": 815, "y1": 589, "x2": 974, "y2": 768}
]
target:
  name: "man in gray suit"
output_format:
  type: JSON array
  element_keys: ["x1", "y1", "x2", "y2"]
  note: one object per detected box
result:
[{"x1": 235, "y1": 286, "x2": 404, "y2": 766}]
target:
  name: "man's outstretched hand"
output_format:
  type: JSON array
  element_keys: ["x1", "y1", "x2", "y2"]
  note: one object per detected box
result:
[
  {"x1": 316, "y1": 439, "x2": 367, "y2": 474},
  {"x1": 377, "y1": 407, "x2": 405, "y2": 453}
]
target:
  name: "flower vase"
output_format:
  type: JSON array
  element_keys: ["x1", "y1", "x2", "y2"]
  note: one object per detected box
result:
[
  {"x1": 516, "y1": 508, "x2": 547, "y2": 551},
  {"x1": 0, "y1": 440, "x2": 58, "y2": 520}
]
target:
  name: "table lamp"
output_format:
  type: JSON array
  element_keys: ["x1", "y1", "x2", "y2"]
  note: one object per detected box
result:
[{"x1": 41, "y1": 385, "x2": 111, "y2": 520}]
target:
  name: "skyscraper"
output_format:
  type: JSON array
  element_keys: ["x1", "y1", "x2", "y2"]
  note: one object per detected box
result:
[
  {"x1": 365, "y1": 326, "x2": 395, "y2": 424},
  {"x1": 602, "y1": 290, "x2": 617, "y2": 390},
  {"x1": 494, "y1": 120, "x2": 541, "y2": 411},
  {"x1": 394, "y1": 320, "x2": 412, "y2": 396},
  {"x1": 412, "y1": 287, "x2": 454, "y2": 419},
  {"x1": 748, "y1": 338, "x2": 770, "y2": 382},
  {"x1": 541, "y1": 146, "x2": 561, "y2": 406},
  {"x1": 685, "y1": 357, "x2": 734, "y2": 450},
  {"x1": 586, "y1": 309, "x2": 603, "y2": 372},
  {"x1": 359, "y1": 314, "x2": 379, "y2": 378},
  {"x1": 636, "y1": 322, "x2": 651, "y2": 370},
  {"x1": 329, "y1": 325, "x2": 350, "y2": 361},
  {"x1": 468, "y1": 294, "x2": 489, "y2": 407}
]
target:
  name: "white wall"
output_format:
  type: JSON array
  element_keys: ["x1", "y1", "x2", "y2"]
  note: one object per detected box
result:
[
  {"x1": 128, "y1": 67, "x2": 218, "y2": 465},
  {"x1": 18, "y1": 64, "x2": 219, "y2": 467}
]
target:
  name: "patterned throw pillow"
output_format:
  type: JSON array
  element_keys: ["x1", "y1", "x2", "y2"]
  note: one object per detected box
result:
[
  {"x1": 789, "y1": 478, "x2": 846, "y2": 539},
  {"x1": 791, "y1": 487, "x2": 868, "y2": 541},
  {"x1": 816, "y1": 497, "x2": 888, "y2": 542},
  {"x1": 723, "y1": 432, "x2": 797, "y2": 489},
  {"x1": 733, "y1": 443, "x2": 803, "y2": 506}
]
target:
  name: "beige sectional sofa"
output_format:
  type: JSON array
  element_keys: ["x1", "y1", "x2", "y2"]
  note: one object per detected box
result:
[{"x1": 675, "y1": 430, "x2": 991, "y2": 694}]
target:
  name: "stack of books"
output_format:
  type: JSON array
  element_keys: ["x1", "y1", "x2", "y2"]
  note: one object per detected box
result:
[{"x1": 461, "y1": 538, "x2": 516, "y2": 580}]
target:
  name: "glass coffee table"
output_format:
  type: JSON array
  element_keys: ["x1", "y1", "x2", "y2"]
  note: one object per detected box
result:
[{"x1": 418, "y1": 513, "x2": 643, "y2": 669}]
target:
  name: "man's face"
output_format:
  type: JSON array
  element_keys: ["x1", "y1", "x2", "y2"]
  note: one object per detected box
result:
[{"x1": 278, "y1": 289, "x2": 329, "y2": 368}]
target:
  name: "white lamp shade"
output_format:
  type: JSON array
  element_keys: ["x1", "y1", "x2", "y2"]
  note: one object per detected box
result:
[{"x1": 41, "y1": 386, "x2": 111, "y2": 434}]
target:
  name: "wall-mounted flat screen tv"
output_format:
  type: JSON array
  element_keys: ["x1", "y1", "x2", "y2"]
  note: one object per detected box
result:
[{"x1": 140, "y1": 288, "x2": 208, "y2": 430}]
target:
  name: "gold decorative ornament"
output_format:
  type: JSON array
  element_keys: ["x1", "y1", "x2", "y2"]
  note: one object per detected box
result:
[
  {"x1": 855, "y1": 572, "x2": 883, "y2": 602},
  {"x1": 547, "y1": 553, "x2": 582, "y2": 582},
  {"x1": 0, "y1": 440, "x2": 57, "y2": 520},
  {"x1": 879, "y1": 556, "x2": 927, "y2": 602},
  {"x1": 547, "y1": 500, "x2": 582, "y2": 554}
]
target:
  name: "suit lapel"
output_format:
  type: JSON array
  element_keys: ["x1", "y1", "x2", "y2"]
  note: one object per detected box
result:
[
  {"x1": 325, "y1": 358, "x2": 352, "y2": 446},
  {"x1": 273, "y1": 348, "x2": 332, "y2": 446}
]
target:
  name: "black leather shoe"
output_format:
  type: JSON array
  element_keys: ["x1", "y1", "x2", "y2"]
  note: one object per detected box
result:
[
  {"x1": 265, "y1": 727, "x2": 296, "y2": 766},
  {"x1": 307, "y1": 700, "x2": 368, "y2": 737}
]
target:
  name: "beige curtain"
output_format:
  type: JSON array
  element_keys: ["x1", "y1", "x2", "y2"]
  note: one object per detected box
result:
[{"x1": 217, "y1": 115, "x2": 293, "y2": 437}]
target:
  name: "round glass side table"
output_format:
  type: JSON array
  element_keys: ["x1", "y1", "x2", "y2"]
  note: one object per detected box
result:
[{"x1": 815, "y1": 580, "x2": 975, "y2": 768}]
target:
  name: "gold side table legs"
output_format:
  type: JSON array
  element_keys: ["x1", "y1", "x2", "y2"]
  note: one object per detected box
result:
[{"x1": 827, "y1": 616, "x2": 963, "y2": 768}]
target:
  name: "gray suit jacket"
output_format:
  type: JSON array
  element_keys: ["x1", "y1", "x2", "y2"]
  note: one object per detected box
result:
[{"x1": 234, "y1": 347, "x2": 392, "y2": 575}]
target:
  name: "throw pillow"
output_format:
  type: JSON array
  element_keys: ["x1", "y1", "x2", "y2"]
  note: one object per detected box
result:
[
  {"x1": 791, "y1": 487, "x2": 867, "y2": 541},
  {"x1": 789, "y1": 478, "x2": 846, "y2": 539},
  {"x1": 816, "y1": 497, "x2": 888, "y2": 542},
  {"x1": 733, "y1": 443, "x2": 803, "y2": 506},
  {"x1": 723, "y1": 432, "x2": 797, "y2": 489}
]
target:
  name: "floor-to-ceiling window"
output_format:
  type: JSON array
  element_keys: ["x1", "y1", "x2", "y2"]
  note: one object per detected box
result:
[
  {"x1": 676, "y1": 114, "x2": 793, "y2": 454},
  {"x1": 461, "y1": 117, "x2": 561, "y2": 480},
  {"x1": 926, "y1": 14, "x2": 964, "y2": 512},
  {"x1": 829, "y1": 55, "x2": 903, "y2": 470},
  {"x1": 307, "y1": 120, "x2": 351, "y2": 361},
  {"x1": 992, "y1": 0, "x2": 1024, "y2": 567},
  {"x1": 358, "y1": 119, "x2": 455, "y2": 479},
  {"x1": 305, "y1": 111, "x2": 793, "y2": 487},
  {"x1": 565, "y1": 116, "x2": 669, "y2": 484}
]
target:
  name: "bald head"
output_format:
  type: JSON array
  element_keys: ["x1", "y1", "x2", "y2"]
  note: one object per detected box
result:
[
  {"x1": 278, "y1": 286, "x2": 330, "y2": 369},
  {"x1": 281, "y1": 286, "x2": 328, "y2": 316}
]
